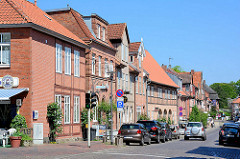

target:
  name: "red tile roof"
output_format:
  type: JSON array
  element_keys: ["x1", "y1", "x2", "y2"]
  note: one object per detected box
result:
[
  {"x1": 0, "y1": 0, "x2": 86, "y2": 46},
  {"x1": 179, "y1": 90, "x2": 188, "y2": 96},
  {"x1": 143, "y1": 50, "x2": 179, "y2": 88},
  {"x1": 232, "y1": 97, "x2": 240, "y2": 104},
  {"x1": 107, "y1": 23, "x2": 126, "y2": 40},
  {"x1": 129, "y1": 42, "x2": 141, "y2": 52}
]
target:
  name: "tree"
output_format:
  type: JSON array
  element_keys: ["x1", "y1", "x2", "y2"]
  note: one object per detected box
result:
[
  {"x1": 98, "y1": 101, "x2": 117, "y2": 128},
  {"x1": 172, "y1": 65, "x2": 185, "y2": 73},
  {"x1": 189, "y1": 106, "x2": 208, "y2": 127}
]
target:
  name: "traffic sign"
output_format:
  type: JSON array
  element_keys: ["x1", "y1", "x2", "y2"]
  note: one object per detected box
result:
[
  {"x1": 117, "y1": 101, "x2": 124, "y2": 108},
  {"x1": 179, "y1": 107, "x2": 183, "y2": 111},
  {"x1": 116, "y1": 89, "x2": 124, "y2": 97},
  {"x1": 179, "y1": 112, "x2": 183, "y2": 117}
]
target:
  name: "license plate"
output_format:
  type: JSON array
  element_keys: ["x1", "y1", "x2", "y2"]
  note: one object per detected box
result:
[
  {"x1": 227, "y1": 135, "x2": 234, "y2": 137},
  {"x1": 124, "y1": 136, "x2": 133, "y2": 139}
]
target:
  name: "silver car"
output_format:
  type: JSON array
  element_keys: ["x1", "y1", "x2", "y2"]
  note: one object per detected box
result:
[{"x1": 184, "y1": 122, "x2": 207, "y2": 141}]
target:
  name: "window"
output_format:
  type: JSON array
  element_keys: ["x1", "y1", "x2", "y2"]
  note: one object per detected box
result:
[
  {"x1": 74, "y1": 96, "x2": 80, "y2": 123},
  {"x1": 92, "y1": 54, "x2": 96, "y2": 75},
  {"x1": 130, "y1": 55, "x2": 134, "y2": 63},
  {"x1": 64, "y1": 96, "x2": 70, "y2": 124},
  {"x1": 97, "y1": 24, "x2": 101, "y2": 39},
  {"x1": 135, "y1": 76, "x2": 138, "y2": 93},
  {"x1": 143, "y1": 79, "x2": 145, "y2": 95},
  {"x1": 186, "y1": 84, "x2": 190, "y2": 92},
  {"x1": 121, "y1": 43, "x2": 124, "y2": 61},
  {"x1": 165, "y1": 89, "x2": 167, "y2": 99},
  {"x1": 74, "y1": 50, "x2": 80, "y2": 77},
  {"x1": 93, "y1": 103, "x2": 98, "y2": 122},
  {"x1": 168, "y1": 90, "x2": 171, "y2": 99},
  {"x1": 125, "y1": 45, "x2": 128, "y2": 62},
  {"x1": 98, "y1": 56, "x2": 101, "y2": 76},
  {"x1": 125, "y1": 74, "x2": 129, "y2": 91},
  {"x1": 117, "y1": 70, "x2": 121, "y2": 89},
  {"x1": 56, "y1": 44, "x2": 62, "y2": 73},
  {"x1": 158, "y1": 88, "x2": 162, "y2": 98},
  {"x1": 130, "y1": 75, "x2": 134, "y2": 93},
  {"x1": 139, "y1": 56, "x2": 141, "y2": 68},
  {"x1": 151, "y1": 86, "x2": 154, "y2": 96},
  {"x1": 137, "y1": 106, "x2": 141, "y2": 120},
  {"x1": 122, "y1": 73, "x2": 125, "y2": 90},
  {"x1": 0, "y1": 33, "x2": 10, "y2": 67},
  {"x1": 104, "y1": 58, "x2": 108, "y2": 77},
  {"x1": 102, "y1": 27, "x2": 105, "y2": 41},
  {"x1": 147, "y1": 85, "x2": 150, "y2": 96},
  {"x1": 139, "y1": 77, "x2": 142, "y2": 95},
  {"x1": 55, "y1": 94, "x2": 62, "y2": 123},
  {"x1": 65, "y1": 47, "x2": 71, "y2": 75}
]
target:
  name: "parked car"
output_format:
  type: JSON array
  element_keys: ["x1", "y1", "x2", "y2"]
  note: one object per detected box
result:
[
  {"x1": 159, "y1": 122, "x2": 172, "y2": 142},
  {"x1": 118, "y1": 123, "x2": 151, "y2": 146},
  {"x1": 219, "y1": 123, "x2": 240, "y2": 145},
  {"x1": 179, "y1": 121, "x2": 188, "y2": 135},
  {"x1": 184, "y1": 122, "x2": 207, "y2": 141},
  {"x1": 137, "y1": 120, "x2": 163, "y2": 143},
  {"x1": 170, "y1": 125, "x2": 180, "y2": 139}
]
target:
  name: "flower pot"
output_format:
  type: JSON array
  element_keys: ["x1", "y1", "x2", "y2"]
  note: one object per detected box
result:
[{"x1": 10, "y1": 136, "x2": 22, "y2": 148}]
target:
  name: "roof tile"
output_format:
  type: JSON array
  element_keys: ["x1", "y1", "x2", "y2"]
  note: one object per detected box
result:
[
  {"x1": 129, "y1": 42, "x2": 141, "y2": 52},
  {"x1": 107, "y1": 23, "x2": 126, "y2": 40}
]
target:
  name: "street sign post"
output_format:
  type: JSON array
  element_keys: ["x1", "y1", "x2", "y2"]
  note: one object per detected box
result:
[{"x1": 116, "y1": 89, "x2": 124, "y2": 97}]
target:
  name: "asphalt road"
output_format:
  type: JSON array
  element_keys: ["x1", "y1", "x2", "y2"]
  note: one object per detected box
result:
[{"x1": 61, "y1": 123, "x2": 240, "y2": 159}]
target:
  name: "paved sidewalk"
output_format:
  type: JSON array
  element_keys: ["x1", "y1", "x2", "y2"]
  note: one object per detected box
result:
[{"x1": 0, "y1": 140, "x2": 116, "y2": 159}]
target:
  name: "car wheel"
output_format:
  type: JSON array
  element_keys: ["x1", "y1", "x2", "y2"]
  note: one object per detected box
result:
[
  {"x1": 202, "y1": 136, "x2": 207, "y2": 141},
  {"x1": 140, "y1": 137, "x2": 144, "y2": 146},
  {"x1": 219, "y1": 138, "x2": 223, "y2": 145},
  {"x1": 184, "y1": 136, "x2": 189, "y2": 140},
  {"x1": 161, "y1": 136, "x2": 166, "y2": 143},
  {"x1": 156, "y1": 135, "x2": 160, "y2": 143}
]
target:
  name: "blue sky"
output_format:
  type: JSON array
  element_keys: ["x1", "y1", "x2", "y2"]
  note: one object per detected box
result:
[{"x1": 35, "y1": 0, "x2": 240, "y2": 85}]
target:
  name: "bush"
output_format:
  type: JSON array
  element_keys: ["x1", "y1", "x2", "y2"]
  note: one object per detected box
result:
[
  {"x1": 21, "y1": 134, "x2": 32, "y2": 141},
  {"x1": 11, "y1": 131, "x2": 24, "y2": 137},
  {"x1": 139, "y1": 113, "x2": 150, "y2": 120},
  {"x1": 157, "y1": 117, "x2": 167, "y2": 123},
  {"x1": 10, "y1": 114, "x2": 27, "y2": 131}
]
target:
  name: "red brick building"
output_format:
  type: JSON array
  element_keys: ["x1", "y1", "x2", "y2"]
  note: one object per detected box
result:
[{"x1": 0, "y1": 0, "x2": 89, "y2": 142}]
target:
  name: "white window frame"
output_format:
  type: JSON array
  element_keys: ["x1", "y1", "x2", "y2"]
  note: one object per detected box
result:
[
  {"x1": 121, "y1": 43, "x2": 124, "y2": 61},
  {"x1": 74, "y1": 50, "x2": 80, "y2": 77},
  {"x1": 74, "y1": 96, "x2": 80, "y2": 123},
  {"x1": 135, "y1": 76, "x2": 138, "y2": 94},
  {"x1": 65, "y1": 47, "x2": 71, "y2": 75},
  {"x1": 158, "y1": 88, "x2": 163, "y2": 98},
  {"x1": 139, "y1": 77, "x2": 142, "y2": 95},
  {"x1": 98, "y1": 56, "x2": 101, "y2": 76},
  {"x1": 55, "y1": 94, "x2": 62, "y2": 123},
  {"x1": 92, "y1": 54, "x2": 96, "y2": 75},
  {"x1": 56, "y1": 43, "x2": 62, "y2": 73},
  {"x1": 117, "y1": 70, "x2": 121, "y2": 89},
  {"x1": 130, "y1": 55, "x2": 134, "y2": 63},
  {"x1": 168, "y1": 90, "x2": 171, "y2": 99},
  {"x1": 125, "y1": 74, "x2": 129, "y2": 91},
  {"x1": 97, "y1": 24, "x2": 101, "y2": 39},
  {"x1": 104, "y1": 58, "x2": 108, "y2": 77},
  {"x1": 165, "y1": 89, "x2": 168, "y2": 99},
  {"x1": 93, "y1": 102, "x2": 98, "y2": 122},
  {"x1": 147, "y1": 85, "x2": 150, "y2": 96},
  {"x1": 102, "y1": 27, "x2": 105, "y2": 41},
  {"x1": 64, "y1": 96, "x2": 70, "y2": 124},
  {"x1": 151, "y1": 86, "x2": 154, "y2": 96},
  {"x1": 0, "y1": 33, "x2": 11, "y2": 67}
]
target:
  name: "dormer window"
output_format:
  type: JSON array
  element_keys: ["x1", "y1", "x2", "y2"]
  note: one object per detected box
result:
[
  {"x1": 97, "y1": 24, "x2": 101, "y2": 39},
  {"x1": 102, "y1": 27, "x2": 105, "y2": 41}
]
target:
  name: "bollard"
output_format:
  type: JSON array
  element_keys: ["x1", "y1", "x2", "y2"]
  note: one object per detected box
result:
[
  {"x1": 115, "y1": 137, "x2": 118, "y2": 146},
  {"x1": 118, "y1": 137, "x2": 123, "y2": 147}
]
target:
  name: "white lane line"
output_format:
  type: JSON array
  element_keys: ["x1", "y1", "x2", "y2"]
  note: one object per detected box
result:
[{"x1": 93, "y1": 152, "x2": 171, "y2": 158}]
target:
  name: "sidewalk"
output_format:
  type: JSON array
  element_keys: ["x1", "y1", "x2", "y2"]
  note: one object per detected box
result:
[{"x1": 0, "y1": 140, "x2": 116, "y2": 159}]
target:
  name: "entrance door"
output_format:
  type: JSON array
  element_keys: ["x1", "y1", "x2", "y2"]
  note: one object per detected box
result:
[{"x1": 0, "y1": 104, "x2": 15, "y2": 128}]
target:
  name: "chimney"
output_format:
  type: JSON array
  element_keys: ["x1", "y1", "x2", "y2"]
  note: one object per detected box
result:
[
  {"x1": 161, "y1": 64, "x2": 167, "y2": 71},
  {"x1": 191, "y1": 69, "x2": 194, "y2": 75},
  {"x1": 34, "y1": 0, "x2": 37, "y2": 5}
]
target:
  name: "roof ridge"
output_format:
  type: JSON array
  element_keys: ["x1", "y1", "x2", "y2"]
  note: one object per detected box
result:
[{"x1": 7, "y1": 0, "x2": 32, "y2": 23}]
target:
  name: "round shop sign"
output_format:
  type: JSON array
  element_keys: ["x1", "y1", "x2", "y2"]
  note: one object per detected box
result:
[{"x1": 2, "y1": 75, "x2": 14, "y2": 89}]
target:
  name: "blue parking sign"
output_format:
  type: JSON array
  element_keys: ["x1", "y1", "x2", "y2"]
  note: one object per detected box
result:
[{"x1": 117, "y1": 101, "x2": 124, "y2": 108}]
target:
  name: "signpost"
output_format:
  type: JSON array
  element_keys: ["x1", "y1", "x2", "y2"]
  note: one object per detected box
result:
[
  {"x1": 116, "y1": 89, "x2": 124, "y2": 97},
  {"x1": 117, "y1": 97, "x2": 124, "y2": 128}
]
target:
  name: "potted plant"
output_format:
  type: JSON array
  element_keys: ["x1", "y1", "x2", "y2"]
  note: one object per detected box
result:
[
  {"x1": 21, "y1": 134, "x2": 33, "y2": 147},
  {"x1": 9, "y1": 114, "x2": 27, "y2": 148},
  {"x1": 9, "y1": 131, "x2": 23, "y2": 148}
]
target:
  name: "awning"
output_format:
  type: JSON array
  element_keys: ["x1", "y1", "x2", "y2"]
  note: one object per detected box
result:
[{"x1": 0, "y1": 88, "x2": 29, "y2": 100}]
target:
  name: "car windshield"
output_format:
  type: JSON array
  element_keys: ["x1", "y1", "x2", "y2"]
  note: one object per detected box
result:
[
  {"x1": 137, "y1": 121, "x2": 155, "y2": 129},
  {"x1": 121, "y1": 125, "x2": 139, "y2": 129},
  {"x1": 179, "y1": 124, "x2": 187, "y2": 128},
  {"x1": 187, "y1": 123, "x2": 201, "y2": 127},
  {"x1": 224, "y1": 127, "x2": 238, "y2": 134}
]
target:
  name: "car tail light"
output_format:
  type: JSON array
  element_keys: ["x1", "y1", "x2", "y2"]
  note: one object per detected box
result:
[
  {"x1": 137, "y1": 130, "x2": 141, "y2": 134},
  {"x1": 118, "y1": 129, "x2": 121, "y2": 135},
  {"x1": 174, "y1": 130, "x2": 176, "y2": 132},
  {"x1": 202, "y1": 128, "x2": 204, "y2": 131},
  {"x1": 185, "y1": 127, "x2": 187, "y2": 131},
  {"x1": 221, "y1": 130, "x2": 224, "y2": 135},
  {"x1": 151, "y1": 127, "x2": 157, "y2": 131},
  {"x1": 164, "y1": 130, "x2": 167, "y2": 134}
]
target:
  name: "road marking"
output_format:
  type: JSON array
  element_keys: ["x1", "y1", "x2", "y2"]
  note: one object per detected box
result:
[{"x1": 94, "y1": 152, "x2": 171, "y2": 158}]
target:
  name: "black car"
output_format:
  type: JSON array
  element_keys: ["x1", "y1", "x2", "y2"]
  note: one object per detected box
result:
[
  {"x1": 219, "y1": 123, "x2": 240, "y2": 145},
  {"x1": 137, "y1": 120, "x2": 163, "y2": 143},
  {"x1": 159, "y1": 122, "x2": 172, "y2": 142}
]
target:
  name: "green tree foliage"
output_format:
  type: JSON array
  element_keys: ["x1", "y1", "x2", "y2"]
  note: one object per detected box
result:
[
  {"x1": 10, "y1": 114, "x2": 27, "y2": 131},
  {"x1": 98, "y1": 101, "x2": 117, "y2": 127},
  {"x1": 139, "y1": 113, "x2": 150, "y2": 120},
  {"x1": 210, "y1": 82, "x2": 238, "y2": 108},
  {"x1": 157, "y1": 117, "x2": 167, "y2": 123},
  {"x1": 80, "y1": 108, "x2": 93, "y2": 126},
  {"x1": 189, "y1": 106, "x2": 208, "y2": 127},
  {"x1": 172, "y1": 65, "x2": 185, "y2": 73},
  {"x1": 47, "y1": 103, "x2": 62, "y2": 142}
]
